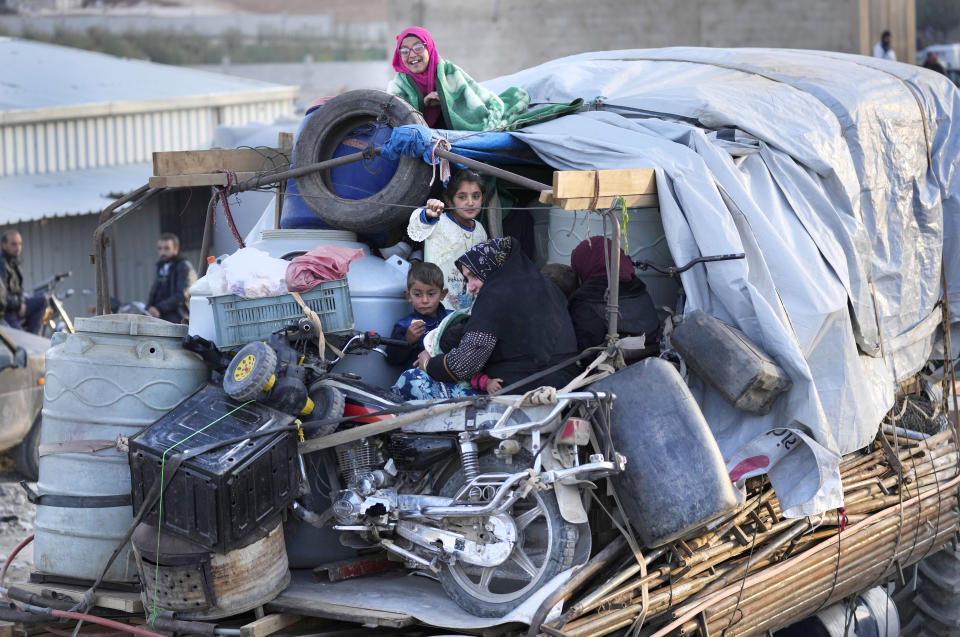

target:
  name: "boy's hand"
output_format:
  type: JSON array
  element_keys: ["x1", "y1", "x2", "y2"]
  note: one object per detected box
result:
[
  {"x1": 424, "y1": 199, "x2": 445, "y2": 219},
  {"x1": 406, "y1": 319, "x2": 426, "y2": 343},
  {"x1": 485, "y1": 377, "x2": 504, "y2": 393}
]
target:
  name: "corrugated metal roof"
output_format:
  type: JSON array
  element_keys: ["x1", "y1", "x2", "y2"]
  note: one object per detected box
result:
[
  {"x1": 0, "y1": 37, "x2": 298, "y2": 116},
  {"x1": 0, "y1": 161, "x2": 151, "y2": 224}
]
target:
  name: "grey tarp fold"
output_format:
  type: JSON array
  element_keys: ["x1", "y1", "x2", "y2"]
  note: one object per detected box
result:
[{"x1": 483, "y1": 48, "x2": 960, "y2": 516}]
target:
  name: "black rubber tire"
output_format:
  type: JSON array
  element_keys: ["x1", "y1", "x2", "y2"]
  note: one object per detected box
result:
[
  {"x1": 12, "y1": 413, "x2": 40, "y2": 482},
  {"x1": 437, "y1": 454, "x2": 579, "y2": 618},
  {"x1": 223, "y1": 341, "x2": 278, "y2": 402},
  {"x1": 308, "y1": 383, "x2": 346, "y2": 419},
  {"x1": 302, "y1": 382, "x2": 347, "y2": 437},
  {"x1": 293, "y1": 89, "x2": 432, "y2": 233}
]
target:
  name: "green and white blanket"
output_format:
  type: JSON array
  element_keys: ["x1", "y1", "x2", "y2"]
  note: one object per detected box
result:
[{"x1": 388, "y1": 57, "x2": 581, "y2": 132}]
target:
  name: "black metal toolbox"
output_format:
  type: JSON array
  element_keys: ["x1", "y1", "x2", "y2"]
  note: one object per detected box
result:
[{"x1": 129, "y1": 384, "x2": 299, "y2": 553}]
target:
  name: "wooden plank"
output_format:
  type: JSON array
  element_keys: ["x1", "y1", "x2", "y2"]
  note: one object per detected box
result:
[
  {"x1": 274, "y1": 132, "x2": 294, "y2": 228},
  {"x1": 538, "y1": 190, "x2": 556, "y2": 205},
  {"x1": 148, "y1": 171, "x2": 261, "y2": 189},
  {"x1": 240, "y1": 613, "x2": 302, "y2": 637},
  {"x1": 552, "y1": 168, "x2": 657, "y2": 199},
  {"x1": 552, "y1": 193, "x2": 659, "y2": 210},
  {"x1": 0, "y1": 621, "x2": 13, "y2": 637},
  {"x1": 153, "y1": 148, "x2": 289, "y2": 177},
  {"x1": 278, "y1": 132, "x2": 294, "y2": 156},
  {"x1": 16, "y1": 581, "x2": 143, "y2": 613},
  {"x1": 266, "y1": 597, "x2": 413, "y2": 629}
]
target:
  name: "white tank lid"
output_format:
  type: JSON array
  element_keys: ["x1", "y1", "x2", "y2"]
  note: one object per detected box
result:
[{"x1": 74, "y1": 314, "x2": 189, "y2": 338}]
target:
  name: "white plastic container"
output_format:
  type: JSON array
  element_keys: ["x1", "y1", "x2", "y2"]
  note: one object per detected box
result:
[{"x1": 35, "y1": 315, "x2": 207, "y2": 582}]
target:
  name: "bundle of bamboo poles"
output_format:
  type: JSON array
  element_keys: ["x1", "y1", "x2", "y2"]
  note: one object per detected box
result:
[{"x1": 544, "y1": 427, "x2": 960, "y2": 637}]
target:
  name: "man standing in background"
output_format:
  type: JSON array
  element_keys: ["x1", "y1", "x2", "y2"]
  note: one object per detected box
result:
[
  {"x1": 147, "y1": 233, "x2": 195, "y2": 324},
  {"x1": 0, "y1": 231, "x2": 45, "y2": 334},
  {"x1": 923, "y1": 51, "x2": 947, "y2": 75},
  {"x1": 874, "y1": 30, "x2": 897, "y2": 60}
]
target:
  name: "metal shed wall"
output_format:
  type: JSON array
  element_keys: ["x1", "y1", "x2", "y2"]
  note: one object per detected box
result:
[
  {"x1": 0, "y1": 94, "x2": 296, "y2": 178},
  {"x1": 0, "y1": 211, "x2": 151, "y2": 323},
  {"x1": 1, "y1": 202, "x2": 203, "y2": 324}
]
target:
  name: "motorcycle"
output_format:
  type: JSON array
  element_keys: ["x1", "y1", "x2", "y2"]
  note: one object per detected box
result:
[
  {"x1": 219, "y1": 328, "x2": 625, "y2": 618},
  {"x1": 32, "y1": 271, "x2": 74, "y2": 337}
]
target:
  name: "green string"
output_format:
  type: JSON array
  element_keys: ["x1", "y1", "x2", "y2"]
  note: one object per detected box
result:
[
  {"x1": 148, "y1": 399, "x2": 255, "y2": 625},
  {"x1": 618, "y1": 195, "x2": 630, "y2": 255}
]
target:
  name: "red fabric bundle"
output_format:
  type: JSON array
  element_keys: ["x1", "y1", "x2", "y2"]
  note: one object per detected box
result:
[{"x1": 285, "y1": 245, "x2": 364, "y2": 292}]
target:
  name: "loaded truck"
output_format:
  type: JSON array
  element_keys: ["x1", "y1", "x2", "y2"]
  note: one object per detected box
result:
[{"x1": 12, "y1": 47, "x2": 960, "y2": 636}]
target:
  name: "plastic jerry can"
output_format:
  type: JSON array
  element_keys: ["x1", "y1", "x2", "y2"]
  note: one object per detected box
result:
[{"x1": 671, "y1": 310, "x2": 792, "y2": 415}]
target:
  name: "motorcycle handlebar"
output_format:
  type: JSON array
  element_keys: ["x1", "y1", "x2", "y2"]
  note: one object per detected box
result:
[
  {"x1": 293, "y1": 321, "x2": 407, "y2": 350},
  {"x1": 32, "y1": 271, "x2": 72, "y2": 295},
  {"x1": 357, "y1": 331, "x2": 408, "y2": 349},
  {"x1": 633, "y1": 253, "x2": 745, "y2": 277},
  {"x1": 376, "y1": 335, "x2": 411, "y2": 348}
]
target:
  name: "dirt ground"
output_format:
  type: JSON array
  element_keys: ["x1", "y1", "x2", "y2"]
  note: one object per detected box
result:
[{"x1": 0, "y1": 454, "x2": 36, "y2": 585}]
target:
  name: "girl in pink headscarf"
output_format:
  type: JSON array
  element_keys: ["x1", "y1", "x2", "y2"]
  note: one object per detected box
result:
[
  {"x1": 387, "y1": 26, "x2": 579, "y2": 132},
  {"x1": 389, "y1": 27, "x2": 443, "y2": 127}
]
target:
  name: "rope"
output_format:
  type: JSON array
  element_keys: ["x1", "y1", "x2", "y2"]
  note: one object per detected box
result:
[
  {"x1": 148, "y1": 400, "x2": 254, "y2": 626},
  {"x1": 621, "y1": 200, "x2": 630, "y2": 253},
  {"x1": 262, "y1": 187, "x2": 564, "y2": 213},
  {"x1": 874, "y1": 350, "x2": 914, "y2": 593},
  {"x1": 587, "y1": 490, "x2": 649, "y2": 635},
  {"x1": 914, "y1": 429, "x2": 944, "y2": 564},
  {"x1": 429, "y1": 137, "x2": 452, "y2": 187},
  {"x1": 484, "y1": 385, "x2": 559, "y2": 436},
  {"x1": 521, "y1": 386, "x2": 558, "y2": 406},
  {"x1": 290, "y1": 291, "x2": 328, "y2": 360},
  {"x1": 893, "y1": 418, "x2": 923, "y2": 570},
  {"x1": 215, "y1": 171, "x2": 245, "y2": 248},
  {"x1": 810, "y1": 509, "x2": 843, "y2": 616},
  {"x1": 558, "y1": 350, "x2": 617, "y2": 394},
  {"x1": 720, "y1": 522, "x2": 760, "y2": 636}
]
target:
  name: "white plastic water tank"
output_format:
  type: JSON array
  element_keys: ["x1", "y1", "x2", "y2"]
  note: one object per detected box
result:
[
  {"x1": 35, "y1": 315, "x2": 207, "y2": 582},
  {"x1": 542, "y1": 206, "x2": 679, "y2": 313}
]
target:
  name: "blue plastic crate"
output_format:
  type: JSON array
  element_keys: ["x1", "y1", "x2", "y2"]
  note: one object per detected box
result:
[{"x1": 209, "y1": 278, "x2": 353, "y2": 350}]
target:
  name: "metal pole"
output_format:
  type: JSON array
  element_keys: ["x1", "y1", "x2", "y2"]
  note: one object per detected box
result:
[
  {"x1": 198, "y1": 190, "x2": 218, "y2": 277},
  {"x1": 93, "y1": 186, "x2": 158, "y2": 315},
  {"x1": 603, "y1": 209, "x2": 621, "y2": 341},
  {"x1": 434, "y1": 148, "x2": 552, "y2": 192},
  {"x1": 228, "y1": 146, "x2": 553, "y2": 196},
  {"x1": 230, "y1": 150, "x2": 372, "y2": 192}
]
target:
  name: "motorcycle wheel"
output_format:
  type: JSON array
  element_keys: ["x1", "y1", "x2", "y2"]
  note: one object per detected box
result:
[{"x1": 438, "y1": 454, "x2": 578, "y2": 618}]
